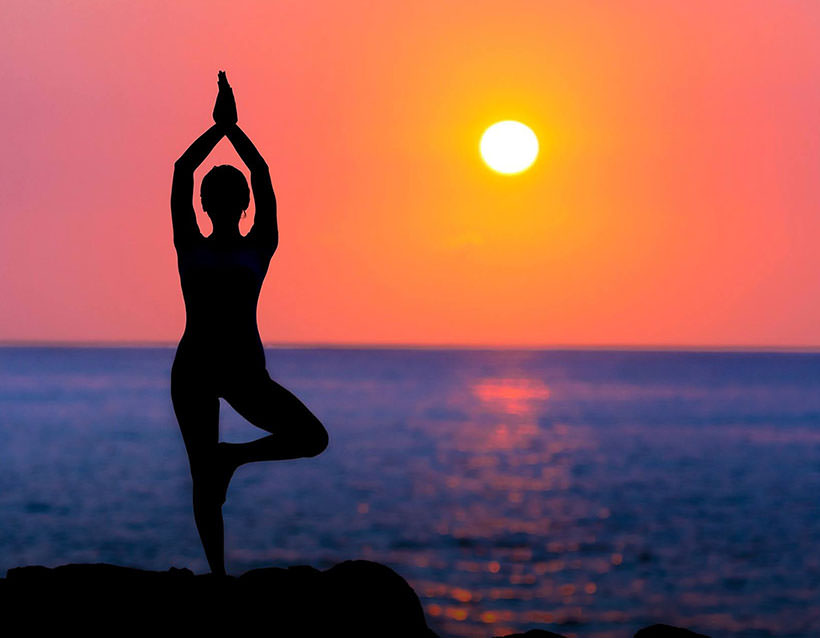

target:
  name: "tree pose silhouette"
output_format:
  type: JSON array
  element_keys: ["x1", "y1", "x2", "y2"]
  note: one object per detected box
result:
[{"x1": 170, "y1": 71, "x2": 328, "y2": 575}]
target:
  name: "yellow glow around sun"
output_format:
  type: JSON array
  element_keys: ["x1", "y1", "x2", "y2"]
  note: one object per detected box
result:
[{"x1": 480, "y1": 121, "x2": 539, "y2": 174}]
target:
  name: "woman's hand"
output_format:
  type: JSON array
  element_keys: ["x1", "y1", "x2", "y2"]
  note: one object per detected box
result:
[{"x1": 213, "y1": 70, "x2": 238, "y2": 127}]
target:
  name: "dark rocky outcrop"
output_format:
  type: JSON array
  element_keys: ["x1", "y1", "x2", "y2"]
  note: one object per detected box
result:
[
  {"x1": 0, "y1": 561, "x2": 712, "y2": 638},
  {"x1": 2, "y1": 560, "x2": 436, "y2": 636},
  {"x1": 493, "y1": 630, "x2": 570, "y2": 638}
]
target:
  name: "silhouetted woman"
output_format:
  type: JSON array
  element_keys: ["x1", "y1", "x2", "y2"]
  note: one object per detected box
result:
[{"x1": 171, "y1": 71, "x2": 329, "y2": 575}]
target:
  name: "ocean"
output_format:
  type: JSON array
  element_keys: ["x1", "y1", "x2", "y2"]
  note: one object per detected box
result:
[{"x1": 1, "y1": 346, "x2": 819, "y2": 637}]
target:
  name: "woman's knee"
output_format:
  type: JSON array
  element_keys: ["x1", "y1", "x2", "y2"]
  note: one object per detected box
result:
[{"x1": 304, "y1": 421, "x2": 329, "y2": 457}]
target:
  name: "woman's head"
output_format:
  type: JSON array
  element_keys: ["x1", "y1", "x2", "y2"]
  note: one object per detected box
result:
[{"x1": 200, "y1": 165, "x2": 250, "y2": 226}]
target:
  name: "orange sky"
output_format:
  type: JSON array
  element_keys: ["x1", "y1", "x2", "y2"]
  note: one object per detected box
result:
[{"x1": 1, "y1": 1, "x2": 818, "y2": 347}]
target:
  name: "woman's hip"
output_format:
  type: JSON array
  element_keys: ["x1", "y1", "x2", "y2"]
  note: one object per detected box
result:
[{"x1": 173, "y1": 348, "x2": 268, "y2": 395}]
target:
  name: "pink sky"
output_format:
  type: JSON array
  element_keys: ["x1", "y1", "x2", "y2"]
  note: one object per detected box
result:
[{"x1": 1, "y1": 1, "x2": 818, "y2": 346}]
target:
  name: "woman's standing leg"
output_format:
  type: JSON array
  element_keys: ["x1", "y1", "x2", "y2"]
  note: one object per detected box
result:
[{"x1": 171, "y1": 364, "x2": 227, "y2": 575}]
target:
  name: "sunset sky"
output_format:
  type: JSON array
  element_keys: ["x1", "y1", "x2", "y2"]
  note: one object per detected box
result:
[{"x1": 1, "y1": 1, "x2": 818, "y2": 347}]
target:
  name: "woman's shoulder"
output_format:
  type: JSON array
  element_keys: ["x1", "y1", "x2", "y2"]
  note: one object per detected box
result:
[
  {"x1": 174, "y1": 231, "x2": 205, "y2": 253},
  {"x1": 243, "y1": 229, "x2": 276, "y2": 260}
]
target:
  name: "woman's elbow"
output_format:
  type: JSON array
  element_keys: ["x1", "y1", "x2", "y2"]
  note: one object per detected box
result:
[{"x1": 174, "y1": 157, "x2": 193, "y2": 172}]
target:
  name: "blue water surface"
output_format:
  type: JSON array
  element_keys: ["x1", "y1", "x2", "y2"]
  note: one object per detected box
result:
[{"x1": 1, "y1": 347, "x2": 819, "y2": 637}]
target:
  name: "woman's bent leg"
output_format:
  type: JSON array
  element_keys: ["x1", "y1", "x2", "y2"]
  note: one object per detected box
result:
[
  {"x1": 171, "y1": 365, "x2": 226, "y2": 575},
  {"x1": 222, "y1": 372, "x2": 329, "y2": 468}
]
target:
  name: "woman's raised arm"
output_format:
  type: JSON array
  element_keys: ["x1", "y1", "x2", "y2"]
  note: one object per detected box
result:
[
  {"x1": 226, "y1": 124, "x2": 278, "y2": 254},
  {"x1": 171, "y1": 123, "x2": 226, "y2": 247}
]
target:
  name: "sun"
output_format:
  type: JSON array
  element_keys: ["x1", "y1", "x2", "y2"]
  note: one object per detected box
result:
[{"x1": 480, "y1": 121, "x2": 539, "y2": 174}]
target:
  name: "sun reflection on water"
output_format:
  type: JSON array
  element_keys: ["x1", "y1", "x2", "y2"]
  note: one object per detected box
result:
[
  {"x1": 388, "y1": 374, "x2": 612, "y2": 637},
  {"x1": 473, "y1": 377, "x2": 551, "y2": 416}
]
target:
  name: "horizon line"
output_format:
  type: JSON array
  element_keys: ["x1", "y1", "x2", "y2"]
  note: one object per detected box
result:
[{"x1": 1, "y1": 340, "x2": 820, "y2": 353}]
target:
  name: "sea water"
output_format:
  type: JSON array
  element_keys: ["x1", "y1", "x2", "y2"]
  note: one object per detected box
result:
[{"x1": 1, "y1": 347, "x2": 819, "y2": 637}]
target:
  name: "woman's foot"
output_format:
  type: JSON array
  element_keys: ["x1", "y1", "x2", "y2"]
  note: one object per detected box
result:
[{"x1": 215, "y1": 442, "x2": 238, "y2": 505}]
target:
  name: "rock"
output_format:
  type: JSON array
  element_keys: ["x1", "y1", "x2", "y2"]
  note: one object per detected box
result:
[
  {"x1": 634, "y1": 624, "x2": 711, "y2": 638},
  {"x1": 0, "y1": 563, "x2": 718, "y2": 638},
  {"x1": 3, "y1": 560, "x2": 438, "y2": 637},
  {"x1": 494, "y1": 629, "x2": 568, "y2": 638}
]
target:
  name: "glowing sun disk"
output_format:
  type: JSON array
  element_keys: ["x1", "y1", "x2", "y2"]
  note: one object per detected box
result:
[{"x1": 480, "y1": 121, "x2": 539, "y2": 174}]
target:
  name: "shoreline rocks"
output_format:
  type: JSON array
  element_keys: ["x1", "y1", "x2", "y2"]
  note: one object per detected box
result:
[{"x1": 1, "y1": 561, "x2": 710, "y2": 637}]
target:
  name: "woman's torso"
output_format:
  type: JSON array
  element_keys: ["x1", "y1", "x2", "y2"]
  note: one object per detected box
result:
[{"x1": 174, "y1": 234, "x2": 272, "y2": 376}]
